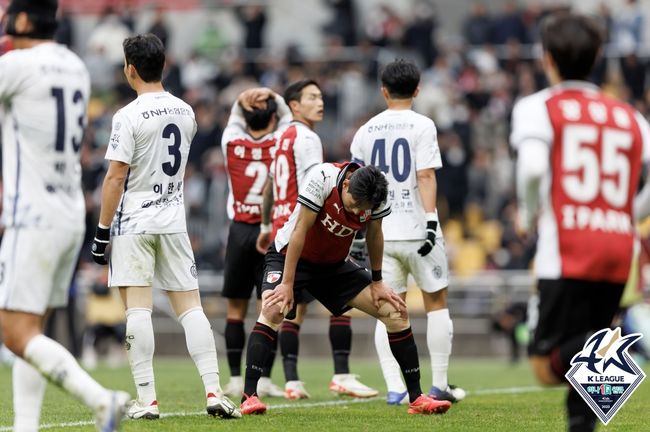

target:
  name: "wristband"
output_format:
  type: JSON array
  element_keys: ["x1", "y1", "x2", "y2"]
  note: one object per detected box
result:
[
  {"x1": 371, "y1": 269, "x2": 382, "y2": 282},
  {"x1": 260, "y1": 223, "x2": 272, "y2": 234},
  {"x1": 95, "y1": 225, "x2": 110, "y2": 241}
]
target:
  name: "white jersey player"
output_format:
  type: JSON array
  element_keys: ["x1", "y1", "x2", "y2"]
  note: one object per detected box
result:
[
  {"x1": 92, "y1": 34, "x2": 240, "y2": 420},
  {"x1": 350, "y1": 59, "x2": 464, "y2": 404},
  {"x1": 0, "y1": 1, "x2": 130, "y2": 431}
]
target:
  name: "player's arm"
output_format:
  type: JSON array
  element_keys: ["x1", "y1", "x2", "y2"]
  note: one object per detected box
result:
[
  {"x1": 416, "y1": 167, "x2": 438, "y2": 256},
  {"x1": 256, "y1": 177, "x2": 275, "y2": 253},
  {"x1": 516, "y1": 139, "x2": 549, "y2": 233},
  {"x1": 366, "y1": 218, "x2": 406, "y2": 315},
  {"x1": 92, "y1": 160, "x2": 129, "y2": 264},
  {"x1": 264, "y1": 206, "x2": 318, "y2": 314}
]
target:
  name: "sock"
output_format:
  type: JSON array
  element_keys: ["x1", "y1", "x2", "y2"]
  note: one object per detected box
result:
[
  {"x1": 179, "y1": 307, "x2": 220, "y2": 395},
  {"x1": 550, "y1": 332, "x2": 591, "y2": 381},
  {"x1": 243, "y1": 322, "x2": 277, "y2": 401},
  {"x1": 280, "y1": 321, "x2": 300, "y2": 382},
  {"x1": 329, "y1": 315, "x2": 351, "y2": 375},
  {"x1": 427, "y1": 309, "x2": 452, "y2": 390},
  {"x1": 374, "y1": 320, "x2": 406, "y2": 393},
  {"x1": 262, "y1": 332, "x2": 277, "y2": 378},
  {"x1": 13, "y1": 358, "x2": 46, "y2": 432},
  {"x1": 125, "y1": 308, "x2": 157, "y2": 404},
  {"x1": 567, "y1": 388, "x2": 597, "y2": 432},
  {"x1": 387, "y1": 327, "x2": 422, "y2": 403},
  {"x1": 225, "y1": 319, "x2": 245, "y2": 377},
  {"x1": 23, "y1": 334, "x2": 108, "y2": 410}
]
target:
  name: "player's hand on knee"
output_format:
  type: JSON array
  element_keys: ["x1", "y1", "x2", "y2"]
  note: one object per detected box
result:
[
  {"x1": 91, "y1": 225, "x2": 110, "y2": 265},
  {"x1": 417, "y1": 219, "x2": 437, "y2": 257},
  {"x1": 370, "y1": 281, "x2": 406, "y2": 318},
  {"x1": 264, "y1": 283, "x2": 294, "y2": 317}
]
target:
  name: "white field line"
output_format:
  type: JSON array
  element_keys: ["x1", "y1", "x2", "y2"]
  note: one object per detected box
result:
[{"x1": 0, "y1": 385, "x2": 562, "y2": 431}]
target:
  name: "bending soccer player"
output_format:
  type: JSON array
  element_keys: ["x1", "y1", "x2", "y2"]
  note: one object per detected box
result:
[
  {"x1": 221, "y1": 87, "x2": 291, "y2": 398},
  {"x1": 92, "y1": 34, "x2": 240, "y2": 420},
  {"x1": 256, "y1": 79, "x2": 377, "y2": 399},
  {"x1": 350, "y1": 59, "x2": 465, "y2": 404},
  {"x1": 0, "y1": 1, "x2": 130, "y2": 431},
  {"x1": 241, "y1": 162, "x2": 452, "y2": 415}
]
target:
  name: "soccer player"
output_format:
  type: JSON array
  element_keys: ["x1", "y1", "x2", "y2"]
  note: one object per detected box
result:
[
  {"x1": 91, "y1": 34, "x2": 240, "y2": 420},
  {"x1": 221, "y1": 87, "x2": 291, "y2": 398},
  {"x1": 256, "y1": 79, "x2": 377, "y2": 399},
  {"x1": 350, "y1": 59, "x2": 464, "y2": 405},
  {"x1": 240, "y1": 162, "x2": 452, "y2": 415},
  {"x1": 0, "y1": 1, "x2": 130, "y2": 431},
  {"x1": 511, "y1": 13, "x2": 650, "y2": 432}
]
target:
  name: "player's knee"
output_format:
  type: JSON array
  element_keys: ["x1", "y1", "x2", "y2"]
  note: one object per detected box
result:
[
  {"x1": 260, "y1": 294, "x2": 285, "y2": 326},
  {"x1": 376, "y1": 302, "x2": 409, "y2": 333},
  {"x1": 0, "y1": 324, "x2": 33, "y2": 358}
]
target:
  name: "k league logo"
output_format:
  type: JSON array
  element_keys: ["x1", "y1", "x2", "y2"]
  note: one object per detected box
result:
[{"x1": 566, "y1": 327, "x2": 645, "y2": 425}]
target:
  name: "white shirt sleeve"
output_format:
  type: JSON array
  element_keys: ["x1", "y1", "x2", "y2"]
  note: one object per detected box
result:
[
  {"x1": 350, "y1": 128, "x2": 366, "y2": 165},
  {"x1": 275, "y1": 94, "x2": 292, "y2": 129},
  {"x1": 297, "y1": 163, "x2": 329, "y2": 212},
  {"x1": 633, "y1": 112, "x2": 650, "y2": 220},
  {"x1": 510, "y1": 93, "x2": 553, "y2": 150},
  {"x1": 105, "y1": 111, "x2": 135, "y2": 164},
  {"x1": 295, "y1": 131, "x2": 324, "y2": 175},
  {"x1": 414, "y1": 121, "x2": 442, "y2": 171},
  {"x1": 0, "y1": 53, "x2": 25, "y2": 101},
  {"x1": 516, "y1": 138, "x2": 549, "y2": 231}
]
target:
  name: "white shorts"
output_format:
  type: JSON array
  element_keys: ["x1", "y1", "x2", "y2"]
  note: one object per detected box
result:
[
  {"x1": 108, "y1": 233, "x2": 198, "y2": 291},
  {"x1": 0, "y1": 228, "x2": 84, "y2": 314},
  {"x1": 383, "y1": 238, "x2": 449, "y2": 294}
]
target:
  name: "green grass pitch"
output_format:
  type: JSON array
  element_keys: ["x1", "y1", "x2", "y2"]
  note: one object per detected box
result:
[{"x1": 0, "y1": 358, "x2": 648, "y2": 431}]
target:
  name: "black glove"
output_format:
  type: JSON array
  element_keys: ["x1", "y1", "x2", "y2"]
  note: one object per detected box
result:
[
  {"x1": 417, "y1": 220, "x2": 438, "y2": 257},
  {"x1": 91, "y1": 226, "x2": 110, "y2": 265}
]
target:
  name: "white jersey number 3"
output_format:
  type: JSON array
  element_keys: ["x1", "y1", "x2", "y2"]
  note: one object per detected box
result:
[{"x1": 562, "y1": 124, "x2": 632, "y2": 208}]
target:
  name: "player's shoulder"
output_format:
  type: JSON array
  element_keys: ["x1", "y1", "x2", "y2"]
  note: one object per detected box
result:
[{"x1": 513, "y1": 88, "x2": 554, "y2": 114}]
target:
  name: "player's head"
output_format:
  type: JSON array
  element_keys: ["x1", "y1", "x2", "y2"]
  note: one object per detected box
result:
[
  {"x1": 283, "y1": 79, "x2": 323, "y2": 127},
  {"x1": 380, "y1": 59, "x2": 420, "y2": 100},
  {"x1": 541, "y1": 13, "x2": 603, "y2": 83},
  {"x1": 242, "y1": 96, "x2": 278, "y2": 132},
  {"x1": 3, "y1": 0, "x2": 58, "y2": 41},
  {"x1": 122, "y1": 34, "x2": 165, "y2": 85},
  {"x1": 342, "y1": 165, "x2": 388, "y2": 214}
]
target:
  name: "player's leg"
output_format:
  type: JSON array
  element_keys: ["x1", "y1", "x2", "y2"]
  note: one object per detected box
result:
[
  {"x1": 0, "y1": 229, "x2": 129, "y2": 430},
  {"x1": 280, "y1": 302, "x2": 310, "y2": 399},
  {"x1": 111, "y1": 234, "x2": 158, "y2": 418},
  {"x1": 221, "y1": 222, "x2": 256, "y2": 397},
  {"x1": 158, "y1": 233, "x2": 240, "y2": 418},
  {"x1": 373, "y1": 244, "x2": 408, "y2": 403},
  {"x1": 241, "y1": 248, "x2": 287, "y2": 414},
  {"x1": 255, "y1": 296, "x2": 283, "y2": 398}
]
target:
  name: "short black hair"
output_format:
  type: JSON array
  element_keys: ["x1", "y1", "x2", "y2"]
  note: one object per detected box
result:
[
  {"x1": 5, "y1": 0, "x2": 58, "y2": 39},
  {"x1": 348, "y1": 165, "x2": 388, "y2": 210},
  {"x1": 381, "y1": 59, "x2": 420, "y2": 99},
  {"x1": 283, "y1": 79, "x2": 321, "y2": 106},
  {"x1": 541, "y1": 13, "x2": 603, "y2": 81},
  {"x1": 242, "y1": 97, "x2": 278, "y2": 131},
  {"x1": 123, "y1": 34, "x2": 165, "y2": 83}
]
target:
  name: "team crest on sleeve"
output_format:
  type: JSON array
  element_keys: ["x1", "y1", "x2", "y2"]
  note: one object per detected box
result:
[
  {"x1": 565, "y1": 327, "x2": 645, "y2": 425},
  {"x1": 266, "y1": 271, "x2": 282, "y2": 284},
  {"x1": 359, "y1": 210, "x2": 372, "y2": 223}
]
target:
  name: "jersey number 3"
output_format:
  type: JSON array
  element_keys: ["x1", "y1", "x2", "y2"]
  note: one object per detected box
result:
[{"x1": 162, "y1": 123, "x2": 182, "y2": 176}]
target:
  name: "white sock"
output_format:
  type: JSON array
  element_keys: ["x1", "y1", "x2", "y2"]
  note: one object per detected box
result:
[
  {"x1": 427, "y1": 309, "x2": 452, "y2": 390},
  {"x1": 13, "y1": 358, "x2": 46, "y2": 432},
  {"x1": 126, "y1": 308, "x2": 157, "y2": 403},
  {"x1": 23, "y1": 335, "x2": 108, "y2": 410},
  {"x1": 374, "y1": 320, "x2": 406, "y2": 393},
  {"x1": 179, "y1": 307, "x2": 221, "y2": 395}
]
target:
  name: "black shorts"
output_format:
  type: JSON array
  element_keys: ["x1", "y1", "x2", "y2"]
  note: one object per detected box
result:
[
  {"x1": 261, "y1": 247, "x2": 371, "y2": 316},
  {"x1": 222, "y1": 222, "x2": 265, "y2": 300},
  {"x1": 529, "y1": 278, "x2": 624, "y2": 356}
]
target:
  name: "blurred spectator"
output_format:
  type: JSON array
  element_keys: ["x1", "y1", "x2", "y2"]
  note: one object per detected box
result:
[
  {"x1": 147, "y1": 5, "x2": 170, "y2": 49},
  {"x1": 402, "y1": 0, "x2": 438, "y2": 66},
  {"x1": 323, "y1": 0, "x2": 357, "y2": 46},
  {"x1": 463, "y1": 1, "x2": 493, "y2": 46},
  {"x1": 493, "y1": 0, "x2": 526, "y2": 44},
  {"x1": 364, "y1": 4, "x2": 403, "y2": 47},
  {"x1": 87, "y1": 7, "x2": 132, "y2": 66},
  {"x1": 55, "y1": 7, "x2": 74, "y2": 48},
  {"x1": 613, "y1": 0, "x2": 644, "y2": 54}
]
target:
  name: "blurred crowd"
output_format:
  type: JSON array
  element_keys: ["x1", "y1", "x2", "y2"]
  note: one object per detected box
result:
[{"x1": 4, "y1": 0, "x2": 650, "y2": 277}]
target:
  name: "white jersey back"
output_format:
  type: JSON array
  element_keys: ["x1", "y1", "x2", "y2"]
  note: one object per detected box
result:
[
  {"x1": 0, "y1": 42, "x2": 89, "y2": 230},
  {"x1": 105, "y1": 92, "x2": 197, "y2": 235},
  {"x1": 350, "y1": 109, "x2": 442, "y2": 241}
]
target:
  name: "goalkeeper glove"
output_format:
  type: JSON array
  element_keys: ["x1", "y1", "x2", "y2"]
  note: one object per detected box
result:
[
  {"x1": 91, "y1": 225, "x2": 110, "y2": 265},
  {"x1": 417, "y1": 214, "x2": 438, "y2": 257}
]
